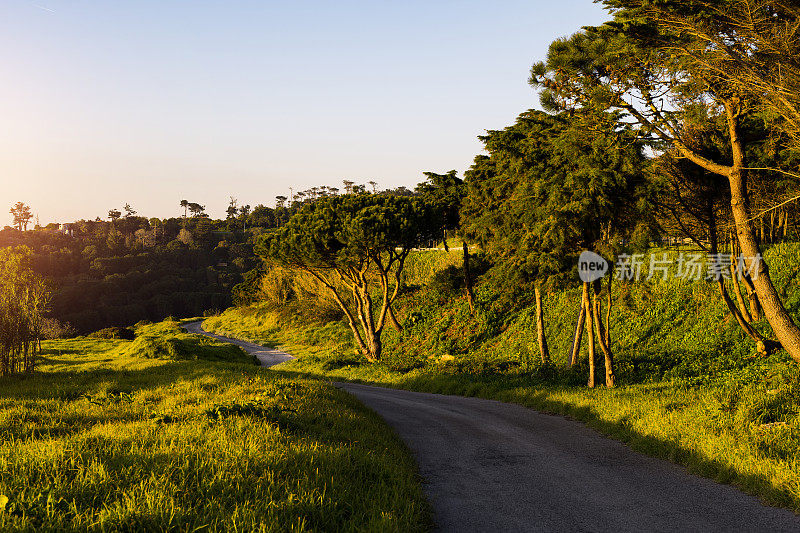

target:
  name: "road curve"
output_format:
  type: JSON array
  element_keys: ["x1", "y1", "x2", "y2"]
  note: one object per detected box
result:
[
  {"x1": 186, "y1": 324, "x2": 800, "y2": 532},
  {"x1": 183, "y1": 320, "x2": 293, "y2": 367},
  {"x1": 339, "y1": 383, "x2": 800, "y2": 532}
]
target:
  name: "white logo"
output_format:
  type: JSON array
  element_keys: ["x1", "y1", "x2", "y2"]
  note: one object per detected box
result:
[{"x1": 578, "y1": 251, "x2": 609, "y2": 283}]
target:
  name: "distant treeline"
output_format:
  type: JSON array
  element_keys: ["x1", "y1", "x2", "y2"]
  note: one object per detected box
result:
[
  {"x1": 0, "y1": 215, "x2": 255, "y2": 334},
  {"x1": 2, "y1": 187, "x2": 421, "y2": 335}
]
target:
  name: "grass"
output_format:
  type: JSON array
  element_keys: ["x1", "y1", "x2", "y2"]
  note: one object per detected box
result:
[
  {"x1": 201, "y1": 243, "x2": 800, "y2": 515},
  {"x1": 0, "y1": 321, "x2": 430, "y2": 531}
]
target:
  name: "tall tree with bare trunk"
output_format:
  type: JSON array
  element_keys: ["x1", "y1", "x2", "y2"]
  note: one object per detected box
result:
[{"x1": 531, "y1": 5, "x2": 800, "y2": 362}]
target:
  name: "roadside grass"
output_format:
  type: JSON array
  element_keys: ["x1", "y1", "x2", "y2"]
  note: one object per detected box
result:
[
  {"x1": 0, "y1": 322, "x2": 430, "y2": 532},
  {"x1": 202, "y1": 242, "x2": 800, "y2": 515},
  {"x1": 206, "y1": 309, "x2": 800, "y2": 513}
]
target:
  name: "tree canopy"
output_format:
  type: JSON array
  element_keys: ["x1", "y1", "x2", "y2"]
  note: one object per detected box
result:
[{"x1": 259, "y1": 193, "x2": 437, "y2": 360}]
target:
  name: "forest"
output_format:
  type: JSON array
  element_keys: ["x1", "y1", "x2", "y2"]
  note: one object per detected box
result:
[{"x1": 2, "y1": 199, "x2": 305, "y2": 334}]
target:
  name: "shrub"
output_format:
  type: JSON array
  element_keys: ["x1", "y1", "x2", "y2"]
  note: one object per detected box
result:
[
  {"x1": 428, "y1": 265, "x2": 464, "y2": 297},
  {"x1": 89, "y1": 327, "x2": 136, "y2": 340},
  {"x1": 122, "y1": 320, "x2": 255, "y2": 364}
]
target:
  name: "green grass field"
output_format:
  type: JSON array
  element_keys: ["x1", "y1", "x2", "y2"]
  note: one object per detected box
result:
[
  {"x1": 202, "y1": 244, "x2": 800, "y2": 514},
  {"x1": 0, "y1": 321, "x2": 430, "y2": 532}
]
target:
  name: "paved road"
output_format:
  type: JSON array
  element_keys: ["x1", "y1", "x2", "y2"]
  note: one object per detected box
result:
[
  {"x1": 187, "y1": 324, "x2": 800, "y2": 532},
  {"x1": 340, "y1": 383, "x2": 800, "y2": 532},
  {"x1": 183, "y1": 320, "x2": 293, "y2": 367}
]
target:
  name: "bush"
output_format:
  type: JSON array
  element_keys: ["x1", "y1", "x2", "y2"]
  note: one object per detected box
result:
[
  {"x1": 122, "y1": 320, "x2": 255, "y2": 364},
  {"x1": 88, "y1": 327, "x2": 136, "y2": 340},
  {"x1": 259, "y1": 265, "x2": 296, "y2": 304}
]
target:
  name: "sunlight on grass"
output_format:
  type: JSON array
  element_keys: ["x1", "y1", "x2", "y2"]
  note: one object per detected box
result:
[
  {"x1": 0, "y1": 322, "x2": 429, "y2": 531},
  {"x1": 205, "y1": 286, "x2": 800, "y2": 515}
]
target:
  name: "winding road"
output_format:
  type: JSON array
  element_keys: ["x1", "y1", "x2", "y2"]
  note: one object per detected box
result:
[
  {"x1": 183, "y1": 321, "x2": 293, "y2": 366},
  {"x1": 187, "y1": 321, "x2": 800, "y2": 532}
]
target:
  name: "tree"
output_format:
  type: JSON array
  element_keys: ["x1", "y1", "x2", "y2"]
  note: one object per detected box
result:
[
  {"x1": 617, "y1": 0, "x2": 800, "y2": 155},
  {"x1": 123, "y1": 203, "x2": 136, "y2": 218},
  {"x1": 188, "y1": 203, "x2": 206, "y2": 218},
  {"x1": 416, "y1": 170, "x2": 476, "y2": 310},
  {"x1": 226, "y1": 197, "x2": 239, "y2": 220},
  {"x1": 10, "y1": 202, "x2": 33, "y2": 231},
  {"x1": 0, "y1": 246, "x2": 50, "y2": 374},
  {"x1": 108, "y1": 209, "x2": 121, "y2": 222},
  {"x1": 248, "y1": 204, "x2": 276, "y2": 228},
  {"x1": 180, "y1": 200, "x2": 189, "y2": 219},
  {"x1": 462, "y1": 110, "x2": 646, "y2": 386},
  {"x1": 530, "y1": 6, "x2": 800, "y2": 363},
  {"x1": 259, "y1": 194, "x2": 435, "y2": 361},
  {"x1": 238, "y1": 204, "x2": 251, "y2": 232},
  {"x1": 647, "y1": 125, "x2": 778, "y2": 353}
]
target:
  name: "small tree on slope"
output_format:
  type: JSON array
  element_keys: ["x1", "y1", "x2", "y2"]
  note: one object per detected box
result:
[{"x1": 258, "y1": 194, "x2": 436, "y2": 361}]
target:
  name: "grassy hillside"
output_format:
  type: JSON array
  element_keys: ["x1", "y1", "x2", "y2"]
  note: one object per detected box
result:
[
  {"x1": 203, "y1": 244, "x2": 800, "y2": 512},
  {"x1": 0, "y1": 321, "x2": 429, "y2": 531}
]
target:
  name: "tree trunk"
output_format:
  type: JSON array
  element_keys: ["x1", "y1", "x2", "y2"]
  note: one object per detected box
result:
[
  {"x1": 307, "y1": 269, "x2": 369, "y2": 357},
  {"x1": 366, "y1": 334, "x2": 381, "y2": 362},
  {"x1": 592, "y1": 283, "x2": 615, "y2": 388},
  {"x1": 569, "y1": 283, "x2": 587, "y2": 367},
  {"x1": 387, "y1": 304, "x2": 402, "y2": 331},
  {"x1": 604, "y1": 274, "x2": 612, "y2": 349},
  {"x1": 716, "y1": 278, "x2": 774, "y2": 354},
  {"x1": 741, "y1": 272, "x2": 763, "y2": 321},
  {"x1": 355, "y1": 282, "x2": 382, "y2": 361},
  {"x1": 784, "y1": 210, "x2": 791, "y2": 240},
  {"x1": 535, "y1": 286, "x2": 550, "y2": 364},
  {"x1": 728, "y1": 233, "x2": 752, "y2": 322},
  {"x1": 585, "y1": 284, "x2": 596, "y2": 388},
  {"x1": 770, "y1": 210, "x2": 777, "y2": 244},
  {"x1": 724, "y1": 101, "x2": 800, "y2": 362},
  {"x1": 462, "y1": 241, "x2": 475, "y2": 312},
  {"x1": 729, "y1": 261, "x2": 752, "y2": 323}
]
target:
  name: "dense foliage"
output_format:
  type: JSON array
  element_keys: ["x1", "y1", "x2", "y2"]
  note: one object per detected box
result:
[
  {"x1": 0, "y1": 247, "x2": 50, "y2": 375},
  {"x1": 0, "y1": 217, "x2": 259, "y2": 334},
  {"x1": 259, "y1": 194, "x2": 438, "y2": 360}
]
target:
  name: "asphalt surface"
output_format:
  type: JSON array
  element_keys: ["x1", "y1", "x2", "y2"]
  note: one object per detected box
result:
[
  {"x1": 339, "y1": 383, "x2": 800, "y2": 532},
  {"x1": 183, "y1": 320, "x2": 293, "y2": 367},
  {"x1": 186, "y1": 323, "x2": 800, "y2": 532}
]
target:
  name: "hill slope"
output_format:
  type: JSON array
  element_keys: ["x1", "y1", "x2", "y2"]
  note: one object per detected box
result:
[{"x1": 203, "y1": 243, "x2": 800, "y2": 512}]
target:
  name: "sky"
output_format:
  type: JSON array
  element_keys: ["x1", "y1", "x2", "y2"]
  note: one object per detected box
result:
[{"x1": 2, "y1": 0, "x2": 610, "y2": 224}]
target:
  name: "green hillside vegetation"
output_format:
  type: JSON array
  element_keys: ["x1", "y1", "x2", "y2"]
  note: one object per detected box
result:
[
  {"x1": 203, "y1": 243, "x2": 800, "y2": 511},
  {"x1": 120, "y1": 320, "x2": 256, "y2": 363},
  {"x1": 3, "y1": 187, "x2": 430, "y2": 336},
  {"x1": 0, "y1": 321, "x2": 429, "y2": 531},
  {"x1": 0, "y1": 217, "x2": 253, "y2": 334}
]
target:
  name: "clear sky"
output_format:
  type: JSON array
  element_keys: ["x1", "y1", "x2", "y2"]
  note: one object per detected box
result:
[{"x1": 2, "y1": 1, "x2": 609, "y2": 224}]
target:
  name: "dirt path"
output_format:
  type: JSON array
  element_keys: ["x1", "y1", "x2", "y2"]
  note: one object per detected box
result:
[
  {"x1": 186, "y1": 323, "x2": 800, "y2": 532},
  {"x1": 183, "y1": 320, "x2": 293, "y2": 367}
]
